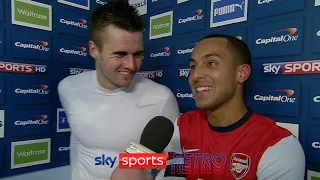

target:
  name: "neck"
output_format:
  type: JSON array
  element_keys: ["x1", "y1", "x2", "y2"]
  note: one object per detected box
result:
[{"x1": 207, "y1": 94, "x2": 248, "y2": 127}]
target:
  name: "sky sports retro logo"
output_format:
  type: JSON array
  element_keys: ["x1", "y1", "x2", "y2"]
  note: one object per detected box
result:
[
  {"x1": 11, "y1": 109, "x2": 50, "y2": 137},
  {"x1": 174, "y1": 7, "x2": 205, "y2": 34},
  {"x1": 210, "y1": 0, "x2": 248, "y2": 28},
  {"x1": 136, "y1": 70, "x2": 163, "y2": 80},
  {"x1": 11, "y1": 30, "x2": 51, "y2": 61},
  {"x1": 149, "y1": 11, "x2": 173, "y2": 40},
  {"x1": 58, "y1": 0, "x2": 89, "y2": 10},
  {"x1": 252, "y1": 81, "x2": 300, "y2": 117},
  {"x1": 252, "y1": 18, "x2": 303, "y2": 57},
  {"x1": 57, "y1": 108, "x2": 70, "y2": 133},
  {"x1": 309, "y1": 80, "x2": 320, "y2": 119},
  {"x1": 69, "y1": 68, "x2": 93, "y2": 75},
  {"x1": 56, "y1": 38, "x2": 88, "y2": 64},
  {"x1": 10, "y1": 77, "x2": 51, "y2": 104},
  {"x1": 255, "y1": 0, "x2": 304, "y2": 19},
  {"x1": 0, "y1": 61, "x2": 47, "y2": 74},
  {"x1": 11, "y1": 138, "x2": 51, "y2": 169},
  {"x1": 263, "y1": 60, "x2": 320, "y2": 75},
  {"x1": 11, "y1": 0, "x2": 52, "y2": 31}
]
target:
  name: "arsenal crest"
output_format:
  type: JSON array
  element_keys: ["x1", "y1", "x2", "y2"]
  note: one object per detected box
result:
[{"x1": 230, "y1": 153, "x2": 250, "y2": 179}]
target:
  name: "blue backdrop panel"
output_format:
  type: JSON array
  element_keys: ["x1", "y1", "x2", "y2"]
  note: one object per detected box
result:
[{"x1": 0, "y1": 0, "x2": 319, "y2": 179}]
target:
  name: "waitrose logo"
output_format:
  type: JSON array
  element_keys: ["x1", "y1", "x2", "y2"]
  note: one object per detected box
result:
[
  {"x1": 11, "y1": 138, "x2": 51, "y2": 169},
  {"x1": 149, "y1": 11, "x2": 173, "y2": 40},
  {"x1": 11, "y1": 0, "x2": 52, "y2": 31}
]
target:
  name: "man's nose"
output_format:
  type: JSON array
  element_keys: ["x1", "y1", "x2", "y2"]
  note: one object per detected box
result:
[{"x1": 123, "y1": 54, "x2": 136, "y2": 70}]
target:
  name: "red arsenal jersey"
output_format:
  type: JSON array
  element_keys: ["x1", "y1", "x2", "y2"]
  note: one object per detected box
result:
[{"x1": 155, "y1": 109, "x2": 305, "y2": 180}]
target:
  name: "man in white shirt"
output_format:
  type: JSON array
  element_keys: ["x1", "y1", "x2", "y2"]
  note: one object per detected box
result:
[{"x1": 57, "y1": 1, "x2": 180, "y2": 180}]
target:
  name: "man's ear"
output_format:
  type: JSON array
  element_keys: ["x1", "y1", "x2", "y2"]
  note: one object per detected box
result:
[
  {"x1": 89, "y1": 41, "x2": 98, "y2": 59},
  {"x1": 238, "y1": 64, "x2": 251, "y2": 84}
]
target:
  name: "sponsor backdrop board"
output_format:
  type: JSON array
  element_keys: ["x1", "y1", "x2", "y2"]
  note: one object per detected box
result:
[{"x1": 0, "y1": 0, "x2": 319, "y2": 179}]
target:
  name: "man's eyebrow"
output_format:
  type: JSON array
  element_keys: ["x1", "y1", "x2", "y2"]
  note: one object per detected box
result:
[
  {"x1": 202, "y1": 53, "x2": 222, "y2": 59},
  {"x1": 189, "y1": 53, "x2": 222, "y2": 63},
  {"x1": 112, "y1": 50, "x2": 144, "y2": 55}
]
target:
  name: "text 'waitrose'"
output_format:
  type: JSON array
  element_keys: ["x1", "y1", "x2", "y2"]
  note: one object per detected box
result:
[
  {"x1": 17, "y1": 8, "x2": 47, "y2": 20},
  {"x1": 17, "y1": 149, "x2": 46, "y2": 157}
]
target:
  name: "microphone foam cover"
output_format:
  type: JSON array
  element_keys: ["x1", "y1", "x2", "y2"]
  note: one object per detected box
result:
[{"x1": 140, "y1": 116, "x2": 174, "y2": 153}]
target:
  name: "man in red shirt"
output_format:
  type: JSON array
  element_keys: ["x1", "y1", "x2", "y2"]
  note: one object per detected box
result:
[{"x1": 154, "y1": 34, "x2": 306, "y2": 180}]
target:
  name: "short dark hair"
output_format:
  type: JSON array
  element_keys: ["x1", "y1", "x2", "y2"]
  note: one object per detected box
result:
[
  {"x1": 88, "y1": 0, "x2": 145, "y2": 49},
  {"x1": 200, "y1": 34, "x2": 251, "y2": 67}
]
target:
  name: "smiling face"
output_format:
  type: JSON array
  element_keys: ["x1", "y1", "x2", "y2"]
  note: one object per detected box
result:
[
  {"x1": 89, "y1": 25, "x2": 144, "y2": 89},
  {"x1": 188, "y1": 37, "x2": 248, "y2": 110}
]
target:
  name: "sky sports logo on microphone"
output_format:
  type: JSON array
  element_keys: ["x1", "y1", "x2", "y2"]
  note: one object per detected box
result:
[{"x1": 94, "y1": 153, "x2": 166, "y2": 169}]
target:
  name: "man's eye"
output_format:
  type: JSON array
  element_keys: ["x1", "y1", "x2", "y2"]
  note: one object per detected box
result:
[
  {"x1": 209, "y1": 62, "x2": 216, "y2": 66},
  {"x1": 190, "y1": 65, "x2": 196, "y2": 69}
]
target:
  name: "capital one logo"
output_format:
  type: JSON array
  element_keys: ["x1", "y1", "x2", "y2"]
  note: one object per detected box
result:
[
  {"x1": 60, "y1": 46, "x2": 87, "y2": 56},
  {"x1": 150, "y1": 47, "x2": 170, "y2": 58},
  {"x1": 312, "y1": 142, "x2": 320, "y2": 148},
  {"x1": 256, "y1": 28, "x2": 299, "y2": 45},
  {"x1": 177, "y1": 43, "x2": 197, "y2": 55},
  {"x1": 15, "y1": 84, "x2": 49, "y2": 95},
  {"x1": 314, "y1": 96, "x2": 320, "y2": 103},
  {"x1": 60, "y1": 18, "x2": 87, "y2": 29},
  {"x1": 254, "y1": 89, "x2": 296, "y2": 103},
  {"x1": 178, "y1": 9, "x2": 203, "y2": 24},
  {"x1": 15, "y1": 115, "x2": 49, "y2": 126},
  {"x1": 96, "y1": 0, "x2": 107, "y2": 5},
  {"x1": 15, "y1": 40, "x2": 50, "y2": 52},
  {"x1": 257, "y1": 0, "x2": 275, "y2": 5}
]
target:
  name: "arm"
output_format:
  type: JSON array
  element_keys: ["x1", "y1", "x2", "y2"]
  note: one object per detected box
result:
[{"x1": 256, "y1": 135, "x2": 306, "y2": 180}]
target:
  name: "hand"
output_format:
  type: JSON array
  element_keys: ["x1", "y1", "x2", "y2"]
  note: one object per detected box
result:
[{"x1": 110, "y1": 166, "x2": 153, "y2": 180}]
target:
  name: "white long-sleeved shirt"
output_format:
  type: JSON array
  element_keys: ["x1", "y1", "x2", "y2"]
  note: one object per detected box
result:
[{"x1": 57, "y1": 70, "x2": 180, "y2": 180}]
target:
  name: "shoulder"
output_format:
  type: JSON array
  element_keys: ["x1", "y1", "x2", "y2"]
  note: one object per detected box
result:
[
  {"x1": 176, "y1": 109, "x2": 206, "y2": 126},
  {"x1": 132, "y1": 75, "x2": 174, "y2": 99},
  {"x1": 250, "y1": 113, "x2": 293, "y2": 137},
  {"x1": 58, "y1": 70, "x2": 95, "y2": 93},
  {"x1": 257, "y1": 135, "x2": 305, "y2": 179}
]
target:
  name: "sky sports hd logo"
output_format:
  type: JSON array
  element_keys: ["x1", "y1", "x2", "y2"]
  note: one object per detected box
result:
[
  {"x1": 136, "y1": 70, "x2": 163, "y2": 80},
  {"x1": 263, "y1": 60, "x2": 320, "y2": 75},
  {"x1": 149, "y1": 11, "x2": 173, "y2": 40},
  {"x1": 11, "y1": 0, "x2": 52, "y2": 31},
  {"x1": 59, "y1": 18, "x2": 87, "y2": 29},
  {"x1": 0, "y1": 61, "x2": 47, "y2": 74},
  {"x1": 255, "y1": 28, "x2": 299, "y2": 45},
  {"x1": 210, "y1": 0, "x2": 248, "y2": 28},
  {"x1": 15, "y1": 40, "x2": 49, "y2": 52},
  {"x1": 178, "y1": 9, "x2": 203, "y2": 24},
  {"x1": 11, "y1": 138, "x2": 51, "y2": 169}
]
